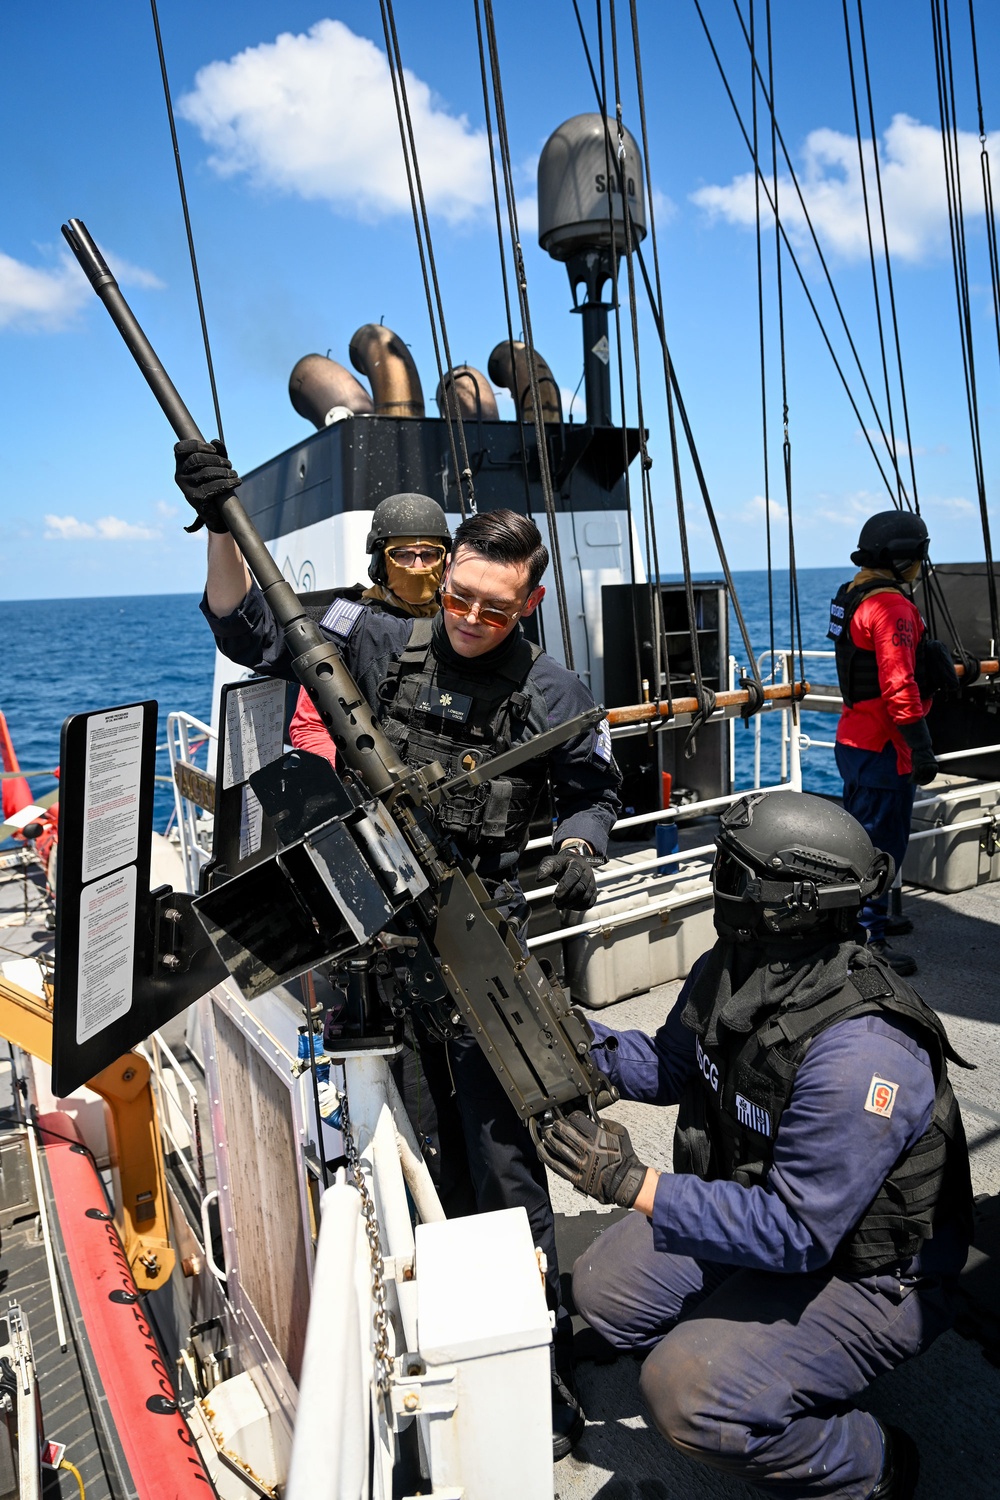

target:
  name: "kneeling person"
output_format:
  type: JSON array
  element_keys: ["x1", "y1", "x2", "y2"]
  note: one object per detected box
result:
[{"x1": 538, "y1": 791, "x2": 972, "y2": 1499}]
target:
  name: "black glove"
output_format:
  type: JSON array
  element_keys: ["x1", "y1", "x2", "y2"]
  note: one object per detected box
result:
[
  {"x1": 899, "y1": 718, "x2": 938, "y2": 787},
  {"x1": 174, "y1": 438, "x2": 241, "y2": 534},
  {"x1": 536, "y1": 1109, "x2": 648, "y2": 1208},
  {"x1": 537, "y1": 845, "x2": 602, "y2": 913}
]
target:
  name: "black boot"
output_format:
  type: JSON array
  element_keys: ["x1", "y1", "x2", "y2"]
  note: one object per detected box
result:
[
  {"x1": 551, "y1": 1368, "x2": 585, "y2": 1461},
  {"x1": 869, "y1": 940, "x2": 918, "y2": 977},
  {"x1": 869, "y1": 1422, "x2": 920, "y2": 1499}
]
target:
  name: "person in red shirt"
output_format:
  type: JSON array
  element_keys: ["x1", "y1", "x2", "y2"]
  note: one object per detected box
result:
[
  {"x1": 288, "y1": 492, "x2": 450, "y2": 763},
  {"x1": 829, "y1": 511, "x2": 937, "y2": 974}
]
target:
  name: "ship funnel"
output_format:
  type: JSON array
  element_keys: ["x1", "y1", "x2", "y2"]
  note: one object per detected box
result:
[
  {"x1": 538, "y1": 113, "x2": 646, "y2": 425},
  {"x1": 487, "y1": 341, "x2": 561, "y2": 426},
  {"x1": 349, "y1": 324, "x2": 425, "y2": 418},
  {"x1": 289, "y1": 354, "x2": 374, "y2": 429},
  {"x1": 436, "y1": 366, "x2": 499, "y2": 422}
]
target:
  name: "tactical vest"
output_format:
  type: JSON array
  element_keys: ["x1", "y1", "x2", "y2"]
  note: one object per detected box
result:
[
  {"x1": 673, "y1": 959, "x2": 974, "y2": 1275},
  {"x1": 827, "y1": 579, "x2": 915, "y2": 707},
  {"x1": 375, "y1": 619, "x2": 546, "y2": 873}
]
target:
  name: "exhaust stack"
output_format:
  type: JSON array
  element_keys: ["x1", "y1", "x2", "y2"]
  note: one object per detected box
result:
[
  {"x1": 487, "y1": 341, "x2": 561, "y2": 425},
  {"x1": 289, "y1": 354, "x2": 374, "y2": 429},
  {"x1": 436, "y1": 366, "x2": 499, "y2": 422},
  {"x1": 349, "y1": 324, "x2": 425, "y2": 418}
]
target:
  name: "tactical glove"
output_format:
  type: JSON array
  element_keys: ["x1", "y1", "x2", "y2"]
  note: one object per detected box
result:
[
  {"x1": 899, "y1": 718, "x2": 938, "y2": 787},
  {"x1": 537, "y1": 845, "x2": 602, "y2": 913},
  {"x1": 174, "y1": 438, "x2": 241, "y2": 534},
  {"x1": 536, "y1": 1109, "x2": 648, "y2": 1209}
]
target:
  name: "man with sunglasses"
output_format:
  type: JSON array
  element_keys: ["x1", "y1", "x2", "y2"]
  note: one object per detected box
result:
[
  {"x1": 538, "y1": 790, "x2": 971, "y2": 1500},
  {"x1": 185, "y1": 448, "x2": 622, "y2": 1458}
]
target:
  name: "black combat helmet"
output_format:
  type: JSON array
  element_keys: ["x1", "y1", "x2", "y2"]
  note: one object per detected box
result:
[
  {"x1": 366, "y1": 492, "x2": 451, "y2": 584},
  {"x1": 851, "y1": 511, "x2": 929, "y2": 575},
  {"x1": 712, "y1": 790, "x2": 893, "y2": 942}
]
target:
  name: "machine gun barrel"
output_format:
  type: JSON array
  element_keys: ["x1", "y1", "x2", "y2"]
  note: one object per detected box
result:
[
  {"x1": 66, "y1": 218, "x2": 608, "y2": 1121},
  {"x1": 62, "y1": 218, "x2": 404, "y2": 798}
]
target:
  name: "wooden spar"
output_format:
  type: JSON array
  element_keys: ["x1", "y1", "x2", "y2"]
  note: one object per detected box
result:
[
  {"x1": 606, "y1": 680, "x2": 809, "y2": 727},
  {"x1": 955, "y1": 659, "x2": 1000, "y2": 678}
]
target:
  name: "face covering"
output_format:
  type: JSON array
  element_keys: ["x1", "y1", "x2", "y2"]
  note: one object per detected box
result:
[{"x1": 384, "y1": 537, "x2": 446, "y2": 607}]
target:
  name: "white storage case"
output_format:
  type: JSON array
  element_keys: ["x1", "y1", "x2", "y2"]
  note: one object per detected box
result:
[
  {"x1": 564, "y1": 851, "x2": 715, "y2": 1009},
  {"x1": 903, "y1": 774, "x2": 1000, "y2": 894}
]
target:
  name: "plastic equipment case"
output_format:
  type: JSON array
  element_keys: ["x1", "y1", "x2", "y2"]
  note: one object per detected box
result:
[
  {"x1": 564, "y1": 850, "x2": 715, "y2": 1008},
  {"x1": 903, "y1": 774, "x2": 1000, "y2": 893}
]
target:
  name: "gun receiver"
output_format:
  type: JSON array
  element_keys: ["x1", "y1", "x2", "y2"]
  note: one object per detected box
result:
[{"x1": 64, "y1": 218, "x2": 609, "y2": 1122}]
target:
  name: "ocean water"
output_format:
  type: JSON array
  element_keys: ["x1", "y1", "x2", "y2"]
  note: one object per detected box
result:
[{"x1": 0, "y1": 569, "x2": 846, "y2": 833}]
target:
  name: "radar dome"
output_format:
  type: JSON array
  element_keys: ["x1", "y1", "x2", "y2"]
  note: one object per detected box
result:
[{"x1": 537, "y1": 113, "x2": 646, "y2": 262}]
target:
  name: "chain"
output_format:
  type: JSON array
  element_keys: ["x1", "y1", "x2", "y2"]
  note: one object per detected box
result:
[{"x1": 338, "y1": 1085, "x2": 393, "y2": 1393}]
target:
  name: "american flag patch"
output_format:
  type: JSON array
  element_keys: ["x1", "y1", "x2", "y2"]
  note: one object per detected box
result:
[
  {"x1": 864, "y1": 1076, "x2": 898, "y2": 1118},
  {"x1": 735, "y1": 1093, "x2": 772, "y2": 1137}
]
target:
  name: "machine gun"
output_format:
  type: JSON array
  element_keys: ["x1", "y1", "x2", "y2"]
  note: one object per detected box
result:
[{"x1": 62, "y1": 218, "x2": 610, "y2": 1126}]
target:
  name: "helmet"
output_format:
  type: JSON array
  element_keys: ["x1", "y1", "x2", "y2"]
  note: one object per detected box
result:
[
  {"x1": 366, "y1": 493, "x2": 450, "y2": 585},
  {"x1": 851, "y1": 511, "x2": 929, "y2": 575},
  {"x1": 712, "y1": 791, "x2": 893, "y2": 942}
]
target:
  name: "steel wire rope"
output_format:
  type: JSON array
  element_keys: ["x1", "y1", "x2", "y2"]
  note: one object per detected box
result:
[
  {"x1": 842, "y1": 0, "x2": 904, "y2": 507},
  {"x1": 856, "y1": 0, "x2": 922, "y2": 514},
  {"x1": 480, "y1": 0, "x2": 576, "y2": 667},
  {"x1": 763, "y1": 0, "x2": 806, "y2": 691},
  {"x1": 573, "y1": 0, "x2": 766, "y2": 709},
  {"x1": 471, "y1": 0, "x2": 547, "y2": 653},
  {"x1": 750, "y1": 0, "x2": 777, "y2": 676},
  {"x1": 607, "y1": 1, "x2": 675, "y2": 714},
  {"x1": 377, "y1": 0, "x2": 473, "y2": 517},
  {"x1": 149, "y1": 0, "x2": 225, "y2": 445},
  {"x1": 598, "y1": 1, "x2": 670, "y2": 714},
  {"x1": 570, "y1": 0, "x2": 653, "y2": 714},
  {"x1": 931, "y1": 0, "x2": 1000, "y2": 647},
  {"x1": 703, "y1": 0, "x2": 910, "y2": 508}
]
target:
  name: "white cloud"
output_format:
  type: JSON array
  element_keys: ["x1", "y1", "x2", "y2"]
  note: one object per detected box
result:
[
  {"x1": 154, "y1": 499, "x2": 179, "y2": 518},
  {"x1": 925, "y1": 494, "x2": 974, "y2": 514},
  {"x1": 739, "y1": 495, "x2": 784, "y2": 524},
  {"x1": 44, "y1": 514, "x2": 161, "y2": 541},
  {"x1": 0, "y1": 248, "x2": 163, "y2": 332},
  {"x1": 813, "y1": 490, "x2": 886, "y2": 527},
  {"x1": 178, "y1": 19, "x2": 491, "y2": 225},
  {"x1": 692, "y1": 114, "x2": 983, "y2": 264}
]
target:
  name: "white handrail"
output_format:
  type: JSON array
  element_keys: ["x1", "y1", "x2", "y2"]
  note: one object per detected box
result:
[{"x1": 527, "y1": 882, "x2": 712, "y2": 947}]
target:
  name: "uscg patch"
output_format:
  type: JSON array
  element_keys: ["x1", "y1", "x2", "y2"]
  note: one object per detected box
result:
[
  {"x1": 320, "y1": 597, "x2": 365, "y2": 639},
  {"x1": 864, "y1": 1076, "x2": 898, "y2": 1118},
  {"x1": 593, "y1": 718, "x2": 612, "y2": 763}
]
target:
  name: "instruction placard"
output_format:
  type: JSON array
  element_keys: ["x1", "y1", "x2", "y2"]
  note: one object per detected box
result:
[
  {"x1": 82, "y1": 704, "x2": 145, "y2": 882},
  {"x1": 223, "y1": 678, "x2": 286, "y2": 790},
  {"x1": 76, "y1": 864, "x2": 136, "y2": 1044}
]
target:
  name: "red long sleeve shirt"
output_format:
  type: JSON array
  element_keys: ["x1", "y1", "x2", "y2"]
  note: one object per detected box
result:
[
  {"x1": 835, "y1": 585, "x2": 931, "y2": 774},
  {"x1": 289, "y1": 688, "x2": 337, "y2": 767}
]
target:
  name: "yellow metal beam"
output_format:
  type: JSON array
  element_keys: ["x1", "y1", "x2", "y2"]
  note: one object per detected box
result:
[{"x1": 0, "y1": 979, "x2": 175, "y2": 1290}]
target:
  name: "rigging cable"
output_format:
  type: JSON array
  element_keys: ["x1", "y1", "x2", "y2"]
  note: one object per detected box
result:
[
  {"x1": 377, "y1": 0, "x2": 473, "y2": 517},
  {"x1": 570, "y1": 0, "x2": 652, "y2": 714},
  {"x1": 569, "y1": 5, "x2": 767, "y2": 717},
  {"x1": 930, "y1": 0, "x2": 1000, "y2": 648},
  {"x1": 763, "y1": 0, "x2": 806, "y2": 690},
  {"x1": 750, "y1": 0, "x2": 777, "y2": 675},
  {"x1": 698, "y1": 0, "x2": 908, "y2": 507},
  {"x1": 149, "y1": 0, "x2": 225, "y2": 445},
  {"x1": 842, "y1": 0, "x2": 904, "y2": 507},
  {"x1": 480, "y1": 0, "x2": 576, "y2": 667},
  {"x1": 599, "y1": 0, "x2": 670, "y2": 715}
]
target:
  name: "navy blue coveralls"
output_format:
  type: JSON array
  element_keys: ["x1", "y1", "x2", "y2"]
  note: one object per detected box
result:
[
  {"x1": 575, "y1": 962, "x2": 967, "y2": 1499},
  {"x1": 201, "y1": 582, "x2": 621, "y2": 1330}
]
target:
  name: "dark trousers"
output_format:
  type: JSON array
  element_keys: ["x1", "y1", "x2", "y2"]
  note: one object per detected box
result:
[
  {"x1": 574, "y1": 1211, "x2": 955, "y2": 1498},
  {"x1": 836, "y1": 741, "x2": 916, "y2": 942},
  {"x1": 391, "y1": 1022, "x2": 567, "y2": 1348}
]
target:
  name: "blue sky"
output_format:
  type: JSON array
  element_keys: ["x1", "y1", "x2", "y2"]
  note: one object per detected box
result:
[{"x1": 2, "y1": 1, "x2": 999, "y2": 598}]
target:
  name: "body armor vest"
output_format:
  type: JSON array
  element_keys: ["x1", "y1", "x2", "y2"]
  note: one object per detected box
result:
[
  {"x1": 375, "y1": 619, "x2": 546, "y2": 875},
  {"x1": 828, "y1": 579, "x2": 913, "y2": 708},
  {"x1": 673, "y1": 958, "x2": 974, "y2": 1275}
]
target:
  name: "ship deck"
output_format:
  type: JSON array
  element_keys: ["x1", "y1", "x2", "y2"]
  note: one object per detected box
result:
[{"x1": 0, "y1": 842, "x2": 997, "y2": 1497}]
